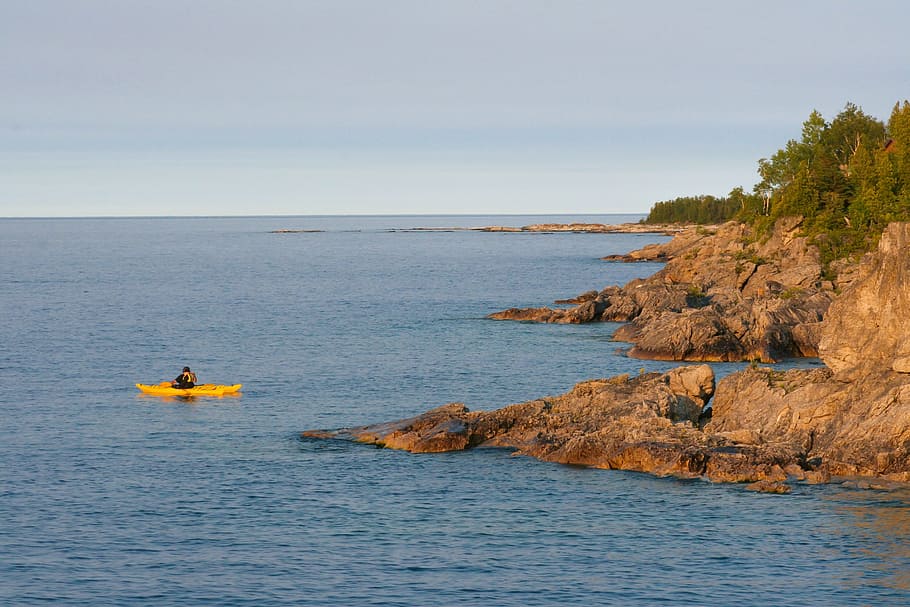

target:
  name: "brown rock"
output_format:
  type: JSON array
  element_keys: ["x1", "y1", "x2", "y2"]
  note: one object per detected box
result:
[
  {"x1": 477, "y1": 223, "x2": 685, "y2": 234},
  {"x1": 791, "y1": 322, "x2": 824, "y2": 357},
  {"x1": 745, "y1": 480, "x2": 792, "y2": 494},
  {"x1": 555, "y1": 290, "x2": 599, "y2": 305},
  {"x1": 487, "y1": 306, "x2": 565, "y2": 323},
  {"x1": 707, "y1": 366, "x2": 839, "y2": 444},
  {"x1": 304, "y1": 366, "x2": 820, "y2": 483},
  {"x1": 894, "y1": 357, "x2": 910, "y2": 374},
  {"x1": 309, "y1": 221, "x2": 910, "y2": 488},
  {"x1": 666, "y1": 364, "x2": 715, "y2": 407},
  {"x1": 476, "y1": 226, "x2": 522, "y2": 232},
  {"x1": 490, "y1": 219, "x2": 836, "y2": 362},
  {"x1": 703, "y1": 443, "x2": 796, "y2": 483},
  {"x1": 819, "y1": 223, "x2": 910, "y2": 380},
  {"x1": 705, "y1": 225, "x2": 910, "y2": 481},
  {"x1": 602, "y1": 224, "x2": 723, "y2": 263},
  {"x1": 803, "y1": 469, "x2": 831, "y2": 484},
  {"x1": 627, "y1": 309, "x2": 747, "y2": 362}
]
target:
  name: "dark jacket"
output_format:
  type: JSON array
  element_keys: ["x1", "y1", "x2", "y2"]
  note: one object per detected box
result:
[{"x1": 174, "y1": 372, "x2": 197, "y2": 389}]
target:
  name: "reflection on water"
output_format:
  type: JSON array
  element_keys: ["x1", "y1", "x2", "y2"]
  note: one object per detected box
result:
[
  {"x1": 825, "y1": 485, "x2": 910, "y2": 594},
  {"x1": 136, "y1": 392, "x2": 243, "y2": 404}
]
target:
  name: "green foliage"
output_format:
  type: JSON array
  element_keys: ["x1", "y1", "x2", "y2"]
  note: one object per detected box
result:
[
  {"x1": 642, "y1": 191, "x2": 745, "y2": 224},
  {"x1": 685, "y1": 283, "x2": 709, "y2": 308},
  {"x1": 686, "y1": 283, "x2": 706, "y2": 297},
  {"x1": 752, "y1": 102, "x2": 910, "y2": 269},
  {"x1": 643, "y1": 101, "x2": 910, "y2": 275},
  {"x1": 732, "y1": 249, "x2": 767, "y2": 266},
  {"x1": 779, "y1": 286, "x2": 804, "y2": 300}
]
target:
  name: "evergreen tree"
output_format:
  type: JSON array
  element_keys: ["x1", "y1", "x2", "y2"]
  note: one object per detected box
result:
[{"x1": 643, "y1": 100, "x2": 910, "y2": 273}]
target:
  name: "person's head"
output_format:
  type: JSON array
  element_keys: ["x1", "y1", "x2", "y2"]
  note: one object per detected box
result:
[{"x1": 183, "y1": 366, "x2": 191, "y2": 373}]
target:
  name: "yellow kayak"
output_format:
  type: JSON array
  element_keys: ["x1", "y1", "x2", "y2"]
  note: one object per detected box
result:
[{"x1": 136, "y1": 383, "x2": 243, "y2": 397}]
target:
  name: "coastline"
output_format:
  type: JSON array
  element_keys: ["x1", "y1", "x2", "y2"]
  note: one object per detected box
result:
[
  {"x1": 472, "y1": 222, "x2": 689, "y2": 234},
  {"x1": 304, "y1": 220, "x2": 910, "y2": 491},
  {"x1": 271, "y1": 222, "x2": 690, "y2": 235}
]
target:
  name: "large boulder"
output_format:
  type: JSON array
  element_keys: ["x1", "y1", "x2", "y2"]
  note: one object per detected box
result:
[{"x1": 625, "y1": 308, "x2": 747, "y2": 362}]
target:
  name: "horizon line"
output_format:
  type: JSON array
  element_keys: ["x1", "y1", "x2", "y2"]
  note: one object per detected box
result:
[{"x1": 0, "y1": 211, "x2": 649, "y2": 220}]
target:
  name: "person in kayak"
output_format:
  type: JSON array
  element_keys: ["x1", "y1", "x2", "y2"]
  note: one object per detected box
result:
[{"x1": 172, "y1": 366, "x2": 197, "y2": 389}]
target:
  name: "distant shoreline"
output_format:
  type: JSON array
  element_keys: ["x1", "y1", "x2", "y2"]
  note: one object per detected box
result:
[
  {"x1": 471, "y1": 222, "x2": 687, "y2": 234},
  {"x1": 271, "y1": 222, "x2": 688, "y2": 235}
]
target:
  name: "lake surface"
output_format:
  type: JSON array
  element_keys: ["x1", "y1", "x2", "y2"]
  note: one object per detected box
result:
[{"x1": 1, "y1": 215, "x2": 908, "y2": 606}]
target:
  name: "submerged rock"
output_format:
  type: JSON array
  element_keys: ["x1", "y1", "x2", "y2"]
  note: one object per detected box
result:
[{"x1": 745, "y1": 480, "x2": 791, "y2": 494}]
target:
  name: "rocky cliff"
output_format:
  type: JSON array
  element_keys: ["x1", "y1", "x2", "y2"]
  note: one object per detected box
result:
[
  {"x1": 489, "y1": 218, "x2": 836, "y2": 362},
  {"x1": 708, "y1": 223, "x2": 910, "y2": 480},
  {"x1": 818, "y1": 222, "x2": 910, "y2": 379},
  {"x1": 305, "y1": 222, "x2": 910, "y2": 488}
]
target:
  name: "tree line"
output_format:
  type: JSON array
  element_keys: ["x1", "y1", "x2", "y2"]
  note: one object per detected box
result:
[
  {"x1": 642, "y1": 193, "x2": 743, "y2": 224},
  {"x1": 642, "y1": 101, "x2": 910, "y2": 268}
]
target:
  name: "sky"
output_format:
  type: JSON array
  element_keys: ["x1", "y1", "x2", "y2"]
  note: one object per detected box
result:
[{"x1": 2, "y1": 0, "x2": 908, "y2": 217}]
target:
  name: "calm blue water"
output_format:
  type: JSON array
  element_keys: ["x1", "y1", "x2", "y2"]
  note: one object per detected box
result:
[{"x1": 1, "y1": 215, "x2": 908, "y2": 606}]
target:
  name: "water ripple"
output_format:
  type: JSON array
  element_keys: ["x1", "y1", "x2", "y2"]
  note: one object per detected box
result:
[{"x1": 1, "y1": 217, "x2": 908, "y2": 606}]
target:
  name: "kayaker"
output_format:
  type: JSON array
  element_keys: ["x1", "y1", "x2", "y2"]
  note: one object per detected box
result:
[{"x1": 172, "y1": 366, "x2": 197, "y2": 389}]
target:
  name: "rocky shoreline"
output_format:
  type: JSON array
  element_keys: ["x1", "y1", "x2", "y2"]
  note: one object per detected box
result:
[
  {"x1": 489, "y1": 217, "x2": 836, "y2": 363},
  {"x1": 473, "y1": 222, "x2": 687, "y2": 234},
  {"x1": 303, "y1": 220, "x2": 910, "y2": 491},
  {"x1": 272, "y1": 222, "x2": 687, "y2": 234}
]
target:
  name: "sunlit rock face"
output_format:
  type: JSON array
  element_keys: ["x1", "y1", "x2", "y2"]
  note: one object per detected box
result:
[
  {"x1": 490, "y1": 219, "x2": 834, "y2": 363},
  {"x1": 819, "y1": 222, "x2": 910, "y2": 379},
  {"x1": 307, "y1": 223, "x2": 910, "y2": 485},
  {"x1": 709, "y1": 223, "x2": 910, "y2": 481}
]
